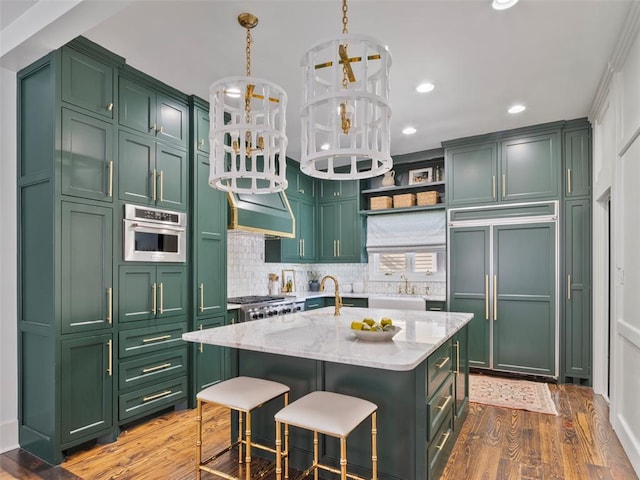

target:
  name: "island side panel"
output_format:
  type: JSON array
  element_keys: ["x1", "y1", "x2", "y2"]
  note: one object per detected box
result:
[{"x1": 324, "y1": 361, "x2": 426, "y2": 480}]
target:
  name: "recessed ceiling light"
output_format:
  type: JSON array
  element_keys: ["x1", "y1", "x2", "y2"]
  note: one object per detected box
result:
[
  {"x1": 492, "y1": 0, "x2": 519, "y2": 10},
  {"x1": 320, "y1": 143, "x2": 330, "y2": 151},
  {"x1": 416, "y1": 82, "x2": 435, "y2": 93},
  {"x1": 402, "y1": 126, "x2": 417, "y2": 135},
  {"x1": 508, "y1": 104, "x2": 526, "y2": 114}
]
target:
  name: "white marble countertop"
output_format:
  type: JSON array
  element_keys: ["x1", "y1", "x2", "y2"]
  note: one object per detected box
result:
[{"x1": 184, "y1": 307, "x2": 473, "y2": 371}]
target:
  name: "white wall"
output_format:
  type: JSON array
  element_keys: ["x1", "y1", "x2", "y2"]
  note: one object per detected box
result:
[
  {"x1": 0, "y1": 66, "x2": 19, "y2": 452},
  {"x1": 591, "y1": 3, "x2": 640, "y2": 475}
]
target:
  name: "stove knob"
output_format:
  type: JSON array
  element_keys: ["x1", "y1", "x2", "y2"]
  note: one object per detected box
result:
[
  {"x1": 294, "y1": 305, "x2": 302, "y2": 312},
  {"x1": 251, "y1": 313, "x2": 259, "y2": 320},
  {"x1": 267, "y1": 310, "x2": 275, "y2": 316},
  {"x1": 283, "y1": 308, "x2": 291, "y2": 314},
  {"x1": 258, "y1": 312, "x2": 265, "y2": 319}
]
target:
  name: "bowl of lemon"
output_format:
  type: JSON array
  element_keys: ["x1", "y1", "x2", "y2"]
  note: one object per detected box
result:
[{"x1": 350, "y1": 317, "x2": 401, "y2": 342}]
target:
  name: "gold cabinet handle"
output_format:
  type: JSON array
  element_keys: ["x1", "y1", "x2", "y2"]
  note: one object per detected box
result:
[
  {"x1": 454, "y1": 341, "x2": 460, "y2": 375},
  {"x1": 142, "y1": 362, "x2": 171, "y2": 374},
  {"x1": 567, "y1": 274, "x2": 571, "y2": 300},
  {"x1": 159, "y1": 282, "x2": 164, "y2": 315},
  {"x1": 199, "y1": 139, "x2": 205, "y2": 147},
  {"x1": 333, "y1": 239, "x2": 337, "y2": 257},
  {"x1": 151, "y1": 122, "x2": 157, "y2": 132},
  {"x1": 492, "y1": 175, "x2": 496, "y2": 199},
  {"x1": 298, "y1": 239, "x2": 302, "y2": 257},
  {"x1": 107, "y1": 339, "x2": 113, "y2": 376},
  {"x1": 107, "y1": 102, "x2": 114, "y2": 111},
  {"x1": 158, "y1": 125, "x2": 164, "y2": 134},
  {"x1": 143, "y1": 390, "x2": 172, "y2": 402},
  {"x1": 298, "y1": 189, "x2": 305, "y2": 195},
  {"x1": 502, "y1": 174, "x2": 506, "y2": 199},
  {"x1": 567, "y1": 168, "x2": 572, "y2": 194},
  {"x1": 199, "y1": 324, "x2": 204, "y2": 353},
  {"x1": 142, "y1": 334, "x2": 172, "y2": 343},
  {"x1": 108, "y1": 161, "x2": 113, "y2": 197},
  {"x1": 337, "y1": 239, "x2": 340, "y2": 257},
  {"x1": 435, "y1": 356, "x2": 450, "y2": 369},
  {"x1": 159, "y1": 170, "x2": 164, "y2": 202},
  {"x1": 106, "y1": 287, "x2": 113, "y2": 324},
  {"x1": 493, "y1": 274, "x2": 498, "y2": 321},
  {"x1": 301, "y1": 238, "x2": 305, "y2": 257},
  {"x1": 152, "y1": 282, "x2": 157, "y2": 315},
  {"x1": 436, "y1": 430, "x2": 451, "y2": 451},
  {"x1": 436, "y1": 395, "x2": 452, "y2": 411},
  {"x1": 485, "y1": 274, "x2": 489, "y2": 320},
  {"x1": 152, "y1": 169, "x2": 157, "y2": 201},
  {"x1": 199, "y1": 283, "x2": 204, "y2": 312}
]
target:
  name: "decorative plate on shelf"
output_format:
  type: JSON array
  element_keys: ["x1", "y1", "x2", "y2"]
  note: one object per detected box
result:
[{"x1": 351, "y1": 326, "x2": 401, "y2": 342}]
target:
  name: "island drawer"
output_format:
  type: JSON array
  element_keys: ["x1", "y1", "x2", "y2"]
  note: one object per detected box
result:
[
  {"x1": 427, "y1": 407, "x2": 454, "y2": 479},
  {"x1": 119, "y1": 376, "x2": 187, "y2": 421},
  {"x1": 118, "y1": 346, "x2": 188, "y2": 391},
  {"x1": 426, "y1": 373, "x2": 454, "y2": 441},
  {"x1": 426, "y1": 339, "x2": 452, "y2": 396},
  {"x1": 119, "y1": 323, "x2": 186, "y2": 358}
]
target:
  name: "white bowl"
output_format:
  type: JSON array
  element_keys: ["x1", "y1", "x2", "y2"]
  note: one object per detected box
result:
[{"x1": 351, "y1": 326, "x2": 401, "y2": 342}]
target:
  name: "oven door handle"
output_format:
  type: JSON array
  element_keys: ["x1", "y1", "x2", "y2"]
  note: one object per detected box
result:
[{"x1": 126, "y1": 220, "x2": 185, "y2": 234}]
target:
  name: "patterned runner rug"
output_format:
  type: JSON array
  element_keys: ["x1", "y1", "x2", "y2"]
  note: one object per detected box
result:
[{"x1": 469, "y1": 374, "x2": 558, "y2": 415}]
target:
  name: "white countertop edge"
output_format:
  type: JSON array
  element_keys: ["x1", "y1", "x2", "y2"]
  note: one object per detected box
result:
[{"x1": 184, "y1": 307, "x2": 473, "y2": 372}]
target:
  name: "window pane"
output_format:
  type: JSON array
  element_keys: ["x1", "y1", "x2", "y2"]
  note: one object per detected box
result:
[
  {"x1": 379, "y1": 253, "x2": 406, "y2": 273},
  {"x1": 414, "y1": 252, "x2": 437, "y2": 273}
]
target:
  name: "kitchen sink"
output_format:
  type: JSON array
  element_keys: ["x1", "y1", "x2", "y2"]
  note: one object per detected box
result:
[{"x1": 368, "y1": 295, "x2": 426, "y2": 311}]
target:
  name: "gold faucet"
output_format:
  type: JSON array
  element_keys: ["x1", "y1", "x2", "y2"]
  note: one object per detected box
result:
[{"x1": 320, "y1": 275, "x2": 342, "y2": 316}]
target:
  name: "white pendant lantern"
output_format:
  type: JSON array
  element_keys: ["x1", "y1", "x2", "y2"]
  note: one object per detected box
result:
[
  {"x1": 300, "y1": 1, "x2": 392, "y2": 180},
  {"x1": 209, "y1": 13, "x2": 288, "y2": 194}
]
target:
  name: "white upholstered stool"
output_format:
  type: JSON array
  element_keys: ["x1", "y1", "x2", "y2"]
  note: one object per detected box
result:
[
  {"x1": 274, "y1": 391, "x2": 378, "y2": 480},
  {"x1": 196, "y1": 376, "x2": 289, "y2": 480}
]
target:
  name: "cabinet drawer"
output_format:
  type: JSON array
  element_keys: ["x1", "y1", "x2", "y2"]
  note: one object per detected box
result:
[
  {"x1": 119, "y1": 323, "x2": 186, "y2": 358},
  {"x1": 426, "y1": 301, "x2": 446, "y2": 312},
  {"x1": 427, "y1": 374, "x2": 454, "y2": 441},
  {"x1": 305, "y1": 298, "x2": 326, "y2": 310},
  {"x1": 426, "y1": 340, "x2": 452, "y2": 396},
  {"x1": 427, "y1": 408, "x2": 453, "y2": 478},
  {"x1": 119, "y1": 377, "x2": 187, "y2": 421},
  {"x1": 119, "y1": 347, "x2": 188, "y2": 391}
]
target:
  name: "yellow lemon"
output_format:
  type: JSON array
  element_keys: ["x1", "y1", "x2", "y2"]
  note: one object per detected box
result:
[
  {"x1": 363, "y1": 318, "x2": 376, "y2": 327},
  {"x1": 350, "y1": 321, "x2": 365, "y2": 330},
  {"x1": 380, "y1": 317, "x2": 393, "y2": 327}
]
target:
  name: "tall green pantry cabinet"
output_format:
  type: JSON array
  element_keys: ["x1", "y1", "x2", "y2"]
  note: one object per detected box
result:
[
  {"x1": 17, "y1": 40, "x2": 123, "y2": 464},
  {"x1": 17, "y1": 37, "x2": 200, "y2": 465}
]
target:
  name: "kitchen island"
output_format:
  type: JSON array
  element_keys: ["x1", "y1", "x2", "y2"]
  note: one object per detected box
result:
[{"x1": 183, "y1": 307, "x2": 473, "y2": 480}]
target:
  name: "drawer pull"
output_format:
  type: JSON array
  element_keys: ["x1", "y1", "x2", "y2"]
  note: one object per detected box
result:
[
  {"x1": 142, "y1": 334, "x2": 172, "y2": 343},
  {"x1": 108, "y1": 161, "x2": 114, "y2": 197},
  {"x1": 435, "y1": 356, "x2": 450, "y2": 369},
  {"x1": 199, "y1": 324, "x2": 204, "y2": 353},
  {"x1": 143, "y1": 390, "x2": 172, "y2": 402},
  {"x1": 106, "y1": 287, "x2": 113, "y2": 324},
  {"x1": 107, "y1": 339, "x2": 113, "y2": 376},
  {"x1": 158, "y1": 282, "x2": 164, "y2": 314},
  {"x1": 454, "y1": 341, "x2": 460, "y2": 375},
  {"x1": 142, "y1": 363, "x2": 171, "y2": 374},
  {"x1": 430, "y1": 307, "x2": 442, "y2": 311},
  {"x1": 436, "y1": 395, "x2": 452, "y2": 411},
  {"x1": 435, "y1": 430, "x2": 451, "y2": 451},
  {"x1": 199, "y1": 283, "x2": 205, "y2": 312}
]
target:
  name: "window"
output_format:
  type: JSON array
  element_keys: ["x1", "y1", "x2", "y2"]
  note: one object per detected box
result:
[{"x1": 369, "y1": 249, "x2": 443, "y2": 281}]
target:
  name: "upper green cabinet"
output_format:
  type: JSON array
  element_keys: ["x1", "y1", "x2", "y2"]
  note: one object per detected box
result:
[
  {"x1": 318, "y1": 198, "x2": 362, "y2": 263},
  {"x1": 61, "y1": 109, "x2": 114, "y2": 202},
  {"x1": 286, "y1": 161, "x2": 316, "y2": 202},
  {"x1": 446, "y1": 129, "x2": 560, "y2": 206},
  {"x1": 119, "y1": 77, "x2": 188, "y2": 148},
  {"x1": 118, "y1": 131, "x2": 187, "y2": 211},
  {"x1": 564, "y1": 128, "x2": 591, "y2": 198},
  {"x1": 319, "y1": 178, "x2": 358, "y2": 200},
  {"x1": 195, "y1": 108, "x2": 210, "y2": 153},
  {"x1": 61, "y1": 46, "x2": 114, "y2": 118}
]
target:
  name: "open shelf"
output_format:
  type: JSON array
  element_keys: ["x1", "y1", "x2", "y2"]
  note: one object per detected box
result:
[
  {"x1": 361, "y1": 181, "x2": 445, "y2": 196},
  {"x1": 360, "y1": 204, "x2": 446, "y2": 215}
]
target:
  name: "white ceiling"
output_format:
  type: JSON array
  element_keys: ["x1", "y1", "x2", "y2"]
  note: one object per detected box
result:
[{"x1": 2, "y1": 0, "x2": 633, "y2": 159}]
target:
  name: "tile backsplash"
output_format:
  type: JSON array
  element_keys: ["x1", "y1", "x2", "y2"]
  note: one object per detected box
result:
[{"x1": 227, "y1": 231, "x2": 445, "y2": 298}]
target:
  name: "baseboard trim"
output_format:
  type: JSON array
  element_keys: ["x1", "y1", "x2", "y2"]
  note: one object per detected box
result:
[
  {"x1": 615, "y1": 413, "x2": 640, "y2": 478},
  {"x1": 0, "y1": 419, "x2": 19, "y2": 454}
]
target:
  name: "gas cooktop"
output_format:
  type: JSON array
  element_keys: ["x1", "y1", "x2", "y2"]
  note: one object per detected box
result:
[{"x1": 228, "y1": 295, "x2": 286, "y2": 305}]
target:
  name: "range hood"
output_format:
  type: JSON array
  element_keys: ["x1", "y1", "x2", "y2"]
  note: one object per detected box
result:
[{"x1": 227, "y1": 191, "x2": 295, "y2": 238}]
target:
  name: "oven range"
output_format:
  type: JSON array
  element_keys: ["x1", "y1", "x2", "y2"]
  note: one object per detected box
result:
[{"x1": 228, "y1": 295, "x2": 305, "y2": 322}]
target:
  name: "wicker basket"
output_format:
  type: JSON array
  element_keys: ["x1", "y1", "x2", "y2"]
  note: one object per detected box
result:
[
  {"x1": 393, "y1": 193, "x2": 416, "y2": 208},
  {"x1": 370, "y1": 196, "x2": 393, "y2": 210},
  {"x1": 417, "y1": 191, "x2": 439, "y2": 206}
]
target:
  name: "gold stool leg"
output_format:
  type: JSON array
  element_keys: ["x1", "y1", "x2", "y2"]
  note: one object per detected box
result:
[
  {"x1": 238, "y1": 409, "x2": 243, "y2": 466},
  {"x1": 371, "y1": 412, "x2": 378, "y2": 480},
  {"x1": 196, "y1": 399, "x2": 203, "y2": 480},
  {"x1": 284, "y1": 393, "x2": 289, "y2": 480},
  {"x1": 275, "y1": 420, "x2": 282, "y2": 480},
  {"x1": 245, "y1": 411, "x2": 252, "y2": 480},
  {"x1": 313, "y1": 431, "x2": 319, "y2": 480},
  {"x1": 340, "y1": 437, "x2": 347, "y2": 480}
]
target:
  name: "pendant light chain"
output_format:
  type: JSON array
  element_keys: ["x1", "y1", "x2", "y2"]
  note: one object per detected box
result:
[
  {"x1": 341, "y1": 0, "x2": 349, "y2": 91},
  {"x1": 245, "y1": 27, "x2": 252, "y2": 127}
]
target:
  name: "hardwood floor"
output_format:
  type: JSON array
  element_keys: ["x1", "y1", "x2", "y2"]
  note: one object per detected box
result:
[{"x1": 1, "y1": 383, "x2": 637, "y2": 479}]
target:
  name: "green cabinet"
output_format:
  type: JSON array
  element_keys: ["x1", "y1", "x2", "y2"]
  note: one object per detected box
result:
[
  {"x1": 318, "y1": 198, "x2": 363, "y2": 263},
  {"x1": 287, "y1": 162, "x2": 316, "y2": 202},
  {"x1": 118, "y1": 265, "x2": 187, "y2": 323},
  {"x1": 61, "y1": 109, "x2": 115, "y2": 202},
  {"x1": 319, "y1": 179, "x2": 357, "y2": 200},
  {"x1": 61, "y1": 202, "x2": 113, "y2": 335},
  {"x1": 61, "y1": 46, "x2": 114, "y2": 118},
  {"x1": 304, "y1": 297, "x2": 327, "y2": 310},
  {"x1": 118, "y1": 131, "x2": 187, "y2": 211},
  {"x1": 265, "y1": 196, "x2": 316, "y2": 263},
  {"x1": 449, "y1": 226, "x2": 490, "y2": 368},
  {"x1": 449, "y1": 215, "x2": 557, "y2": 376},
  {"x1": 119, "y1": 76, "x2": 188, "y2": 148},
  {"x1": 452, "y1": 327, "x2": 468, "y2": 425},
  {"x1": 564, "y1": 128, "x2": 591, "y2": 198},
  {"x1": 446, "y1": 130, "x2": 561, "y2": 207},
  {"x1": 194, "y1": 107, "x2": 210, "y2": 153},
  {"x1": 60, "y1": 334, "x2": 113, "y2": 444},
  {"x1": 194, "y1": 316, "x2": 228, "y2": 392},
  {"x1": 563, "y1": 199, "x2": 592, "y2": 381}
]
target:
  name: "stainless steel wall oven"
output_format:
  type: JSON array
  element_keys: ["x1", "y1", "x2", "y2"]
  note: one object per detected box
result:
[{"x1": 123, "y1": 204, "x2": 187, "y2": 262}]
